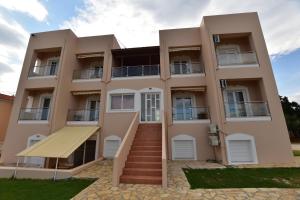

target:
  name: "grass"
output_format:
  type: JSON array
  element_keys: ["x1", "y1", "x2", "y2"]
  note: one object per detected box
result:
[
  {"x1": 0, "y1": 178, "x2": 95, "y2": 200},
  {"x1": 293, "y1": 150, "x2": 300, "y2": 156},
  {"x1": 183, "y1": 167, "x2": 300, "y2": 189}
]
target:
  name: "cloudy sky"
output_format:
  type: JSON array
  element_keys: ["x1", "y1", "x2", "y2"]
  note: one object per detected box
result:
[{"x1": 0, "y1": 0, "x2": 300, "y2": 102}]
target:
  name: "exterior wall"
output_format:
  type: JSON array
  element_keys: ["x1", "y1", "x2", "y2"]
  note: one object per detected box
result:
[
  {"x1": 0, "y1": 98, "x2": 13, "y2": 143},
  {"x1": 1, "y1": 12, "x2": 293, "y2": 167}
]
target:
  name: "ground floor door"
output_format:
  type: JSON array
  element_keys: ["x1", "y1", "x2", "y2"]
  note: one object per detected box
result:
[
  {"x1": 141, "y1": 92, "x2": 161, "y2": 122},
  {"x1": 73, "y1": 140, "x2": 96, "y2": 167}
]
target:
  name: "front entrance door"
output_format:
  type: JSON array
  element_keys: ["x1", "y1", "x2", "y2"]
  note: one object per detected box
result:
[{"x1": 141, "y1": 93, "x2": 160, "y2": 122}]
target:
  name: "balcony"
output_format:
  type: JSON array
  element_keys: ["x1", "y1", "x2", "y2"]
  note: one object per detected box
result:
[
  {"x1": 214, "y1": 33, "x2": 259, "y2": 68},
  {"x1": 224, "y1": 101, "x2": 270, "y2": 120},
  {"x1": 111, "y1": 65, "x2": 160, "y2": 78},
  {"x1": 170, "y1": 62, "x2": 204, "y2": 75},
  {"x1": 28, "y1": 65, "x2": 57, "y2": 77},
  {"x1": 217, "y1": 51, "x2": 258, "y2": 66},
  {"x1": 73, "y1": 67, "x2": 103, "y2": 80},
  {"x1": 19, "y1": 108, "x2": 50, "y2": 121},
  {"x1": 67, "y1": 109, "x2": 99, "y2": 122},
  {"x1": 172, "y1": 107, "x2": 209, "y2": 121}
]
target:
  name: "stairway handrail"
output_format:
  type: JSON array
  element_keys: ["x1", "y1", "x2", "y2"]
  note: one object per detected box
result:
[{"x1": 112, "y1": 112, "x2": 140, "y2": 186}]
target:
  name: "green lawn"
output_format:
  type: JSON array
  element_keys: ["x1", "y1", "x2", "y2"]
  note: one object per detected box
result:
[
  {"x1": 293, "y1": 150, "x2": 300, "y2": 156},
  {"x1": 0, "y1": 178, "x2": 95, "y2": 200},
  {"x1": 183, "y1": 167, "x2": 300, "y2": 189}
]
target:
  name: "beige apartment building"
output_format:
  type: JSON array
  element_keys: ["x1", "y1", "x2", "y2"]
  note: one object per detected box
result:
[{"x1": 0, "y1": 12, "x2": 294, "y2": 185}]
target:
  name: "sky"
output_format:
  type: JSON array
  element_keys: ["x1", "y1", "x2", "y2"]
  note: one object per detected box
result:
[{"x1": 0, "y1": 0, "x2": 299, "y2": 102}]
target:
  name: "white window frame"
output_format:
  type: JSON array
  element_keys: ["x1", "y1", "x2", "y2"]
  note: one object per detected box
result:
[
  {"x1": 85, "y1": 96, "x2": 100, "y2": 121},
  {"x1": 107, "y1": 89, "x2": 138, "y2": 112},
  {"x1": 171, "y1": 134, "x2": 197, "y2": 160},
  {"x1": 172, "y1": 92, "x2": 196, "y2": 120},
  {"x1": 225, "y1": 133, "x2": 258, "y2": 165},
  {"x1": 103, "y1": 135, "x2": 121, "y2": 159},
  {"x1": 46, "y1": 57, "x2": 59, "y2": 75},
  {"x1": 223, "y1": 86, "x2": 253, "y2": 118},
  {"x1": 24, "y1": 134, "x2": 46, "y2": 167},
  {"x1": 171, "y1": 56, "x2": 192, "y2": 74}
]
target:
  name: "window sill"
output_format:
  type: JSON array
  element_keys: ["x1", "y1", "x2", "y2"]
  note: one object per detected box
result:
[
  {"x1": 226, "y1": 116, "x2": 271, "y2": 122},
  {"x1": 67, "y1": 121, "x2": 99, "y2": 125},
  {"x1": 171, "y1": 73, "x2": 205, "y2": 77},
  {"x1": 28, "y1": 75, "x2": 57, "y2": 80},
  {"x1": 107, "y1": 109, "x2": 136, "y2": 113},
  {"x1": 173, "y1": 119, "x2": 211, "y2": 124},
  {"x1": 18, "y1": 120, "x2": 49, "y2": 124}
]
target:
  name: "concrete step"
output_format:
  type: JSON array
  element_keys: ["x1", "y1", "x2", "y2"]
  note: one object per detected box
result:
[
  {"x1": 129, "y1": 150, "x2": 162, "y2": 156},
  {"x1": 125, "y1": 161, "x2": 162, "y2": 169},
  {"x1": 123, "y1": 168, "x2": 162, "y2": 176},
  {"x1": 120, "y1": 175, "x2": 162, "y2": 185},
  {"x1": 131, "y1": 146, "x2": 161, "y2": 151},
  {"x1": 127, "y1": 155, "x2": 161, "y2": 162}
]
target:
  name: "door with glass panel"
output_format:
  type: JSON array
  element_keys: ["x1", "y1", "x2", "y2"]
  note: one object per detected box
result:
[
  {"x1": 141, "y1": 93, "x2": 160, "y2": 122},
  {"x1": 175, "y1": 97, "x2": 193, "y2": 120},
  {"x1": 86, "y1": 98, "x2": 100, "y2": 121},
  {"x1": 47, "y1": 58, "x2": 59, "y2": 76},
  {"x1": 40, "y1": 97, "x2": 51, "y2": 120},
  {"x1": 224, "y1": 89, "x2": 248, "y2": 117}
]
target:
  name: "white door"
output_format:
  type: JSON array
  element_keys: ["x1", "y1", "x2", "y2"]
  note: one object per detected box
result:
[
  {"x1": 141, "y1": 93, "x2": 161, "y2": 122},
  {"x1": 173, "y1": 140, "x2": 195, "y2": 160},
  {"x1": 26, "y1": 139, "x2": 45, "y2": 167},
  {"x1": 224, "y1": 89, "x2": 248, "y2": 117},
  {"x1": 227, "y1": 140, "x2": 253, "y2": 163},
  {"x1": 103, "y1": 139, "x2": 120, "y2": 158}
]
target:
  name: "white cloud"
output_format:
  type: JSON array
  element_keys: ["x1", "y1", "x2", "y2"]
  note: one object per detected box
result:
[
  {"x1": 0, "y1": 0, "x2": 48, "y2": 21},
  {"x1": 289, "y1": 93, "x2": 300, "y2": 104},
  {"x1": 0, "y1": 15, "x2": 28, "y2": 94},
  {"x1": 62, "y1": 0, "x2": 300, "y2": 56}
]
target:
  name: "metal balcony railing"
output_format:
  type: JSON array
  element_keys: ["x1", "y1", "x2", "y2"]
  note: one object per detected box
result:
[
  {"x1": 224, "y1": 101, "x2": 270, "y2": 118},
  {"x1": 73, "y1": 67, "x2": 103, "y2": 80},
  {"x1": 170, "y1": 62, "x2": 204, "y2": 75},
  {"x1": 67, "y1": 109, "x2": 99, "y2": 121},
  {"x1": 111, "y1": 65, "x2": 160, "y2": 78},
  {"x1": 172, "y1": 107, "x2": 209, "y2": 121},
  {"x1": 28, "y1": 65, "x2": 58, "y2": 77},
  {"x1": 217, "y1": 51, "x2": 258, "y2": 66},
  {"x1": 19, "y1": 108, "x2": 50, "y2": 120}
]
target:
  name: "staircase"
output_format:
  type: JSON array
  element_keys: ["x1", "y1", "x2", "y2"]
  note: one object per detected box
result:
[{"x1": 120, "y1": 123, "x2": 162, "y2": 185}]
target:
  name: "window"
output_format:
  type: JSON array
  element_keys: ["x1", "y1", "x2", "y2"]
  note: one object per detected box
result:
[{"x1": 110, "y1": 93, "x2": 134, "y2": 110}]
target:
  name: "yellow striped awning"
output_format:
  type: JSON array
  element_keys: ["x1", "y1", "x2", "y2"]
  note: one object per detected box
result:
[{"x1": 17, "y1": 126, "x2": 99, "y2": 158}]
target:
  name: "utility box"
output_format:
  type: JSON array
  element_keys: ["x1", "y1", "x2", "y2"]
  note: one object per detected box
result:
[{"x1": 208, "y1": 124, "x2": 220, "y2": 146}]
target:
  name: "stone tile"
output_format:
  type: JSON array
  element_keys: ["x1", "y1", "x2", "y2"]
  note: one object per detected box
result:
[{"x1": 71, "y1": 160, "x2": 300, "y2": 200}]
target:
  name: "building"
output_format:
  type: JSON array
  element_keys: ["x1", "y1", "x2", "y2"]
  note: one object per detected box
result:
[
  {"x1": 0, "y1": 93, "x2": 14, "y2": 156},
  {"x1": 0, "y1": 12, "x2": 294, "y2": 185}
]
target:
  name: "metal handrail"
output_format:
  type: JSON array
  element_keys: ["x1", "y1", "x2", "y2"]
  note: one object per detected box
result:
[
  {"x1": 67, "y1": 109, "x2": 100, "y2": 121},
  {"x1": 216, "y1": 51, "x2": 258, "y2": 66},
  {"x1": 19, "y1": 108, "x2": 50, "y2": 120},
  {"x1": 224, "y1": 101, "x2": 270, "y2": 118},
  {"x1": 112, "y1": 64, "x2": 160, "y2": 78},
  {"x1": 170, "y1": 62, "x2": 204, "y2": 74},
  {"x1": 172, "y1": 107, "x2": 209, "y2": 120},
  {"x1": 28, "y1": 65, "x2": 58, "y2": 77},
  {"x1": 73, "y1": 67, "x2": 103, "y2": 80}
]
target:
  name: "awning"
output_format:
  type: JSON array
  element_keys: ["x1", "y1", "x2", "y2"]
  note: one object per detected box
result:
[
  {"x1": 77, "y1": 53, "x2": 104, "y2": 59},
  {"x1": 72, "y1": 91, "x2": 101, "y2": 95},
  {"x1": 169, "y1": 47, "x2": 201, "y2": 52},
  {"x1": 171, "y1": 86, "x2": 206, "y2": 92},
  {"x1": 17, "y1": 126, "x2": 100, "y2": 158}
]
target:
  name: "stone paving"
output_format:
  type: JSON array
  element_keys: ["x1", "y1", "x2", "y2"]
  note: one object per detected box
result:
[{"x1": 72, "y1": 160, "x2": 300, "y2": 200}]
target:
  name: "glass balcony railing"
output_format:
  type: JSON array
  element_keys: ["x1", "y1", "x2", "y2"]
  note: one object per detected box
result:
[
  {"x1": 67, "y1": 109, "x2": 99, "y2": 121},
  {"x1": 111, "y1": 65, "x2": 160, "y2": 78},
  {"x1": 172, "y1": 107, "x2": 209, "y2": 121},
  {"x1": 224, "y1": 101, "x2": 270, "y2": 118},
  {"x1": 217, "y1": 51, "x2": 258, "y2": 66},
  {"x1": 170, "y1": 62, "x2": 204, "y2": 75},
  {"x1": 28, "y1": 65, "x2": 58, "y2": 77},
  {"x1": 19, "y1": 108, "x2": 50, "y2": 120},
  {"x1": 73, "y1": 68, "x2": 103, "y2": 80}
]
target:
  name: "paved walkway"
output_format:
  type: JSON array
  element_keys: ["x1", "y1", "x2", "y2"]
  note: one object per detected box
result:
[{"x1": 72, "y1": 160, "x2": 300, "y2": 199}]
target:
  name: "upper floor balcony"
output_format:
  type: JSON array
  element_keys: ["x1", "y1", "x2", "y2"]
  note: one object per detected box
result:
[
  {"x1": 111, "y1": 46, "x2": 160, "y2": 79},
  {"x1": 28, "y1": 48, "x2": 61, "y2": 78},
  {"x1": 171, "y1": 87, "x2": 210, "y2": 123},
  {"x1": 67, "y1": 92, "x2": 100, "y2": 125},
  {"x1": 72, "y1": 54, "x2": 104, "y2": 81},
  {"x1": 213, "y1": 33, "x2": 259, "y2": 68},
  {"x1": 169, "y1": 47, "x2": 205, "y2": 76},
  {"x1": 111, "y1": 64, "x2": 159, "y2": 78},
  {"x1": 18, "y1": 89, "x2": 54, "y2": 123},
  {"x1": 221, "y1": 79, "x2": 271, "y2": 121}
]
